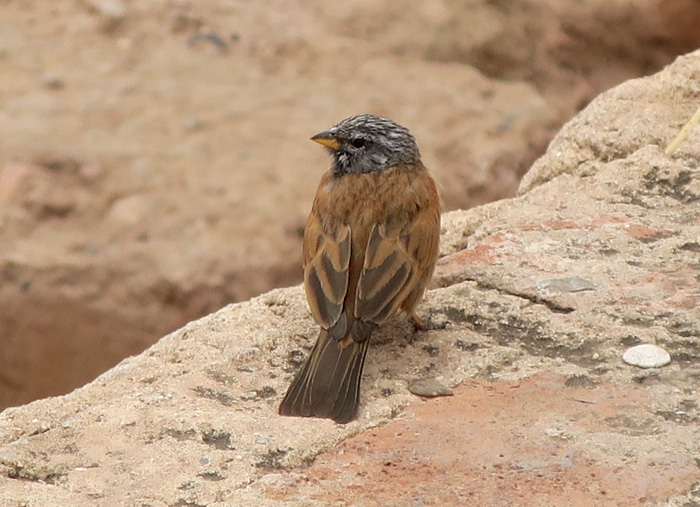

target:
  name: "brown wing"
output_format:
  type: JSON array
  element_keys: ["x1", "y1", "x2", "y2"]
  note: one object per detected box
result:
[
  {"x1": 303, "y1": 211, "x2": 351, "y2": 337},
  {"x1": 355, "y1": 205, "x2": 440, "y2": 325},
  {"x1": 398, "y1": 203, "x2": 441, "y2": 314}
]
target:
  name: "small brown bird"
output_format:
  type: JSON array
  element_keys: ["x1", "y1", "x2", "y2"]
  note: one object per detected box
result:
[{"x1": 278, "y1": 114, "x2": 441, "y2": 423}]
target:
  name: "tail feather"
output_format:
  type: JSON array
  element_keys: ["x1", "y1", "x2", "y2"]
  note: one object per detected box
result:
[{"x1": 279, "y1": 330, "x2": 370, "y2": 423}]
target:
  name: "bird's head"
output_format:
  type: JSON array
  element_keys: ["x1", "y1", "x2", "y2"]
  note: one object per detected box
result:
[{"x1": 311, "y1": 114, "x2": 421, "y2": 176}]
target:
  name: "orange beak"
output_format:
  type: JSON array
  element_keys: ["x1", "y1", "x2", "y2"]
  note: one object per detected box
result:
[{"x1": 311, "y1": 129, "x2": 340, "y2": 150}]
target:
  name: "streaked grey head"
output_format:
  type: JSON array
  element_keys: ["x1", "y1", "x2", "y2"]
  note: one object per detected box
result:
[{"x1": 311, "y1": 114, "x2": 421, "y2": 176}]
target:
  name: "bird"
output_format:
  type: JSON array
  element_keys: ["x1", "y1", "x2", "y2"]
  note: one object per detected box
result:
[{"x1": 278, "y1": 114, "x2": 441, "y2": 424}]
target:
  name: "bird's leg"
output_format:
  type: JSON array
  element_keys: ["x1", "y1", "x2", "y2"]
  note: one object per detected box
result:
[
  {"x1": 409, "y1": 311, "x2": 448, "y2": 337},
  {"x1": 407, "y1": 313, "x2": 427, "y2": 345},
  {"x1": 409, "y1": 313, "x2": 427, "y2": 332}
]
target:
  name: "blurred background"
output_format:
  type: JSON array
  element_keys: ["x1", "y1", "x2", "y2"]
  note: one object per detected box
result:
[{"x1": 1, "y1": 0, "x2": 699, "y2": 409}]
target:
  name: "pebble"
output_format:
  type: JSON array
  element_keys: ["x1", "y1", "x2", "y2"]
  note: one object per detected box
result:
[
  {"x1": 188, "y1": 32, "x2": 228, "y2": 54},
  {"x1": 622, "y1": 344, "x2": 671, "y2": 368},
  {"x1": 106, "y1": 194, "x2": 152, "y2": 225},
  {"x1": 41, "y1": 73, "x2": 65, "y2": 90},
  {"x1": 408, "y1": 378, "x2": 453, "y2": 398},
  {"x1": 83, "y1": 0, "x2": 126, "y2": 33},
  {"x1": 184, "y1": 117, "x2": 204, "y2": 131},
  {"x1": 84, "y1": 0, "x2": 126, "y2": 20}
]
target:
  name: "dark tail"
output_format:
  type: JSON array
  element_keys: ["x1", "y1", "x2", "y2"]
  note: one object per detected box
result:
[{"x1": 278, "y1": 330, "x2": 370, "y2": 424}]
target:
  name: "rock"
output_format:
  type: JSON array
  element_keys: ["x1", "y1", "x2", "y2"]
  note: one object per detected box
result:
[
  {"x1": 623, "y1": 344, "x2": 672, "y2": 369},
  {"x1": 2, "y1": 0, "x2": 699, "y2": 411},
  {"x1": 1, "y1": 47, "x2": 700, "y2": 505},
  {"x1": 82, "y1": 0, "x2": 126, "y2": 32},
  {"x1": 408, "y1": 378, "x2": 454, "y2": 398},
  {"x1": 105, "y1": 194, "x2": 152, "y2": 225},
  {"x1": 188, "y1": 32, "x2": 229, "y2": 54},
  {"x1": 40, "y1": 73, "x2": 65, "y2": 90}
]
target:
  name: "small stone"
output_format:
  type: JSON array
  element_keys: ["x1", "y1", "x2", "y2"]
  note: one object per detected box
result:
[
  {"x1": 83, "y1": 0, "x2": 126, "y2": 33},
  {"x1": 184, "y1": 118, "x2": 204, "y2": 131},
  {"x1": 41, "y1": 73, "x2": 65, "y2": 90},
  {"x1": 188, "y1": 32, "x2": 229, "y2": 54},
  {"x1": 622, "y1": 344, "x2": 671, "y2": 368},
  {"x1": 106, "y1": 194, "x2": 152, "y2": 225},
  {"x1": 408, "y1": 378, "x2": 453, "y2": 398},
  {"x1": 84, "y1": 0, "x2": 126, "y2": 20}
]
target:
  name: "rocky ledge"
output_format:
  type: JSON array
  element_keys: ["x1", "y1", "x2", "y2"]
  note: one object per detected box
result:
[{"x1": 0, "y1": 51, "x2": 699, "y2": 506}]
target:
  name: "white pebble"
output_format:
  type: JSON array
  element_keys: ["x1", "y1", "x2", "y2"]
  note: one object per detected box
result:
[{"x1": 622, "y1": 344, "x2": 671, "y2": 368}]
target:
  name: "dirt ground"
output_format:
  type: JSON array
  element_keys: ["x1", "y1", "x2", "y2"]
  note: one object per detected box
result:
[{"x1": 1, "y1": 0, "x2": 699, "y2": 408}]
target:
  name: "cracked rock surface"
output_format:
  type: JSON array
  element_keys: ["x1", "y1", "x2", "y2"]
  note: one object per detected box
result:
[
  {"x1": 1, "y1": 51, "x2": 699, "y2": 507},
  {"x1": 3, "y1": 0, "x2": 700, "y2": 411}
]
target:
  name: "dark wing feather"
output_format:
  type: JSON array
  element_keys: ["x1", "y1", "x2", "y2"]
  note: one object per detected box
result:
[
  {"x1": 303, "y1": 215, "x2": 351, "y2": 332},
  {"x1": 355, "y1": 223, "x2": 419, "y2": 325},
  {"x1": 355, "y1": 187, "x2": 441, "y2": 326}
]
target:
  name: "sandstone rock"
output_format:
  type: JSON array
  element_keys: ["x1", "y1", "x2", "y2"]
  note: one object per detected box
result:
[
  {"x1": 623, "y1": 344, "x2": 672, "y2": 369},
  {"x1": 2, "y1": 0, "x2": 699, "y2": 410},
  {"x1": 407, "y1": 377, "x2": 454, "y2": 398},
  {"x1": 1, "y1": 48, "x2": 699, "y2": 505}
]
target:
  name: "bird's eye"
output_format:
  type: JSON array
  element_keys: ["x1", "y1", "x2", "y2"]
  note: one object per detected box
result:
[{"x1": 351, "y1": 138, "x2": 366, "y2": 148}]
